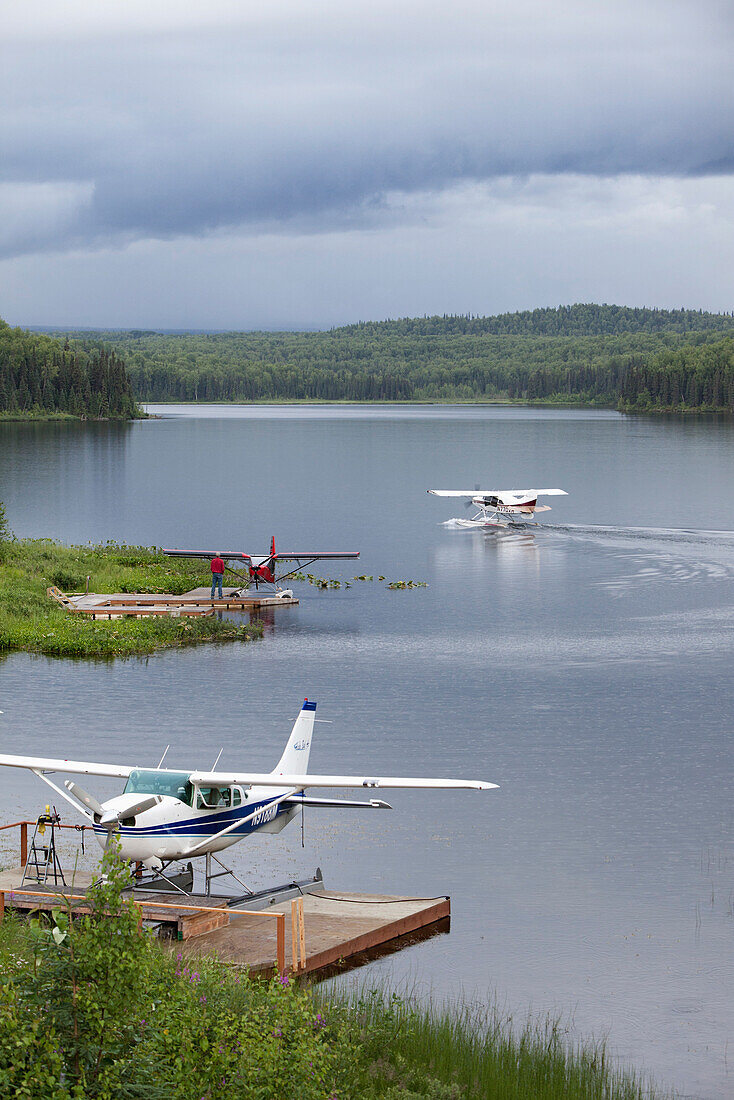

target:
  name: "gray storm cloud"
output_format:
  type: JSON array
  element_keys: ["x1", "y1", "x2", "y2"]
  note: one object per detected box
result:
[{"x1": 1, "y1": 0, "x2": 733, "y2": 258}]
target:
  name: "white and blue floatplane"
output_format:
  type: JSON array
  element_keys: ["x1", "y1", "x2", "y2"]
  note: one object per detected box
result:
[{"x1": 0, "y1": 701, "x2": 497, "y2": 892}]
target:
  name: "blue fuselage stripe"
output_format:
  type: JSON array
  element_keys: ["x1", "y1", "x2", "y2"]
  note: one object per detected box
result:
[{"x1": 93, "y1": 797, "x2": 284, "y2": 839}]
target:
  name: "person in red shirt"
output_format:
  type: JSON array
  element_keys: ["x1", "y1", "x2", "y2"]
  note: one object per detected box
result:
[{"x1": 210, "y1": 554, "x2": 225, "y2": 599}]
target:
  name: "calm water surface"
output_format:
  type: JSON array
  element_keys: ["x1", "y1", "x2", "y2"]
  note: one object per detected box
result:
[{"x1": 1, "y1": 405, "x2": 733, "y2": 1098}]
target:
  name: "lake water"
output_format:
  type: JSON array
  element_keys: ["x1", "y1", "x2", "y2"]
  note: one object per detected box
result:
[{"x1": 1, "y1": 404, "x2": 733, "y2": 1098}]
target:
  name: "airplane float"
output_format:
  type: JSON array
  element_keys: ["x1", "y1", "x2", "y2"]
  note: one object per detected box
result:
[
  {"x1": 0, "y1": 701, "x2": 497, "y2": 893},
  {"x1": 162, "y1": 538, "x2": 360, "y2": 596},
  {"x1": 428, "y1": 488, "x2": 567, "y2": 528}
]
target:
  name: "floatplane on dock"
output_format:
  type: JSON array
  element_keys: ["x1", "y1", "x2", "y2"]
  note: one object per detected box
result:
[
  {"x1": 428, "y1": 487, "x2": 567, "y2": 528},
  {"x1": 162, "y1": 538, "x2": 360, "y2": 597},
  {"x1": 0, "y1": 701, "x2": 496, "y2": 895}
]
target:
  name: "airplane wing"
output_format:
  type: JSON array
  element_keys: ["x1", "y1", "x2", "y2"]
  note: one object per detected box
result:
[
  {"x1": 162, "y1": 549, "x2": 253, "y2": 560},
  {"x1": 0, "y1": 753, "x2": 132, "y2": 778},
  {"x1": 427, "y1": 489, "x2": 566, "y2": 497},
  {"x1": 428, "y1": 490, "x2": 480, "y2": 498},
  {"x1": 190, "y1": 770, "x2": 497, "y2": 790},
  {"x1": 162, "y1": 549, "x2": 359, "y2": 561},
  {"x1": 270, "y1": 552, "x2": 360, "y2": 561}
]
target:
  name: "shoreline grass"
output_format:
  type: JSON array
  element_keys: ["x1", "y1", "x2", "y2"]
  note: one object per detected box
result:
[
  {"x1": 0, "y1": 538, "x2": 262, "y2": 659},
  {"x1": 0, "y1": 898, "x2": 670, "y2": 1099},
  {"x1": 0, "y1": 409, "x2": 147, "y2": 422},
  {"x1": 320, "y1": 984, "x2": 667, "y2": 1100}
]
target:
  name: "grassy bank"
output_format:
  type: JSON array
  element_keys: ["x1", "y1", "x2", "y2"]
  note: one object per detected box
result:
[
  {"x1": 0, "y1": 849, "x2": 667, "y2": 1099},
  {"x1": 0, "y1": 539, "x2": 262, "y2": 659},
  {"x1": 0, "y1": 410, "x2": 148, "y2": 421}
]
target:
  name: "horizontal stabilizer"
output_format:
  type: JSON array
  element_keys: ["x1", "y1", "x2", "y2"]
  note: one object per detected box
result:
[{"x1": 284, "y1": 795, "x2": 392, "y2": 809}]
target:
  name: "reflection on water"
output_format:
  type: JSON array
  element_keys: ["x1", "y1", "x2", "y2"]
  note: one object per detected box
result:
[{"x1": 1, "y1": 406, "x2": 734, "y2": 1098}]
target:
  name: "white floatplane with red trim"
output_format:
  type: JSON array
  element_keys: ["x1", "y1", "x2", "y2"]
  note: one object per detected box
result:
[{"x1": 428, "y1": 488, "x2": 567, "y2": 528}]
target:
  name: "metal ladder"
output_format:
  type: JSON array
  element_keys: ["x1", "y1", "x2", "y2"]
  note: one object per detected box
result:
[{"x1": 20, "y1": 808, "x2": 66, "y2": 887}]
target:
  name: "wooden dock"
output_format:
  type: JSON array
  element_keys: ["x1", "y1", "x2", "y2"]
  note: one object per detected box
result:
[
  {"x1": 180, "y1": 890, "x2": 450, "y2": 977},
  {"x1": 47, "y1": 586, "x2": 298, "y2": 619},
  {"x1": 0, "y1": 863, "x2": 449, "y2": 977}
]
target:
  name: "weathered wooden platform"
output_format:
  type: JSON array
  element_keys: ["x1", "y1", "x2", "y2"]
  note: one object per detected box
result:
[
  {"x1": 0, "y1": 862, "x2": 449, "y2": 977},
  {"x1": 180, "y1": 890, "x2": 450, "y2": 976},
  {"x1": 47, "y1": 585, "x2": 298, "y2": 619}
]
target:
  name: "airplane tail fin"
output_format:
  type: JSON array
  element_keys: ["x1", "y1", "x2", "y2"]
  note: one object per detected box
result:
[{"x1": 273, "y1": 700, "x2": 316, "y2": 776}]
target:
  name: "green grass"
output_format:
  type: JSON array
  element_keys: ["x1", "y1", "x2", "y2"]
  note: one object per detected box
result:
[
  {"x1": 0, "y1": 902, "x2": 669, "y2": 1099},
  {"x1": 321, "y1": 985, "x2": 668, "y2": 1099},
  {"x1": 0, "y1": 539, "x2": 262, "y2": 659}
]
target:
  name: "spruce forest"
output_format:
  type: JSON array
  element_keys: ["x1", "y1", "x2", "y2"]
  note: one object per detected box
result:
[
  {"x1": 5, "y1": 304, "x2": 734, "y2": 416},
  {"x1": 0, "y1": 321, "x2": 138, "y2": 419},
  {"x1": 66, "y1": 305, "x2": 734, "y2": 413}
]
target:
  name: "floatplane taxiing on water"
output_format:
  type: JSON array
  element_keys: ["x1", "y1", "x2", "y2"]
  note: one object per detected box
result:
[
  {"x1": 428, "y1": 488, "x2": 567, "y2": 529},
  {"x1": 0, "y1": 701, "x2": 497, "y2": 894}
]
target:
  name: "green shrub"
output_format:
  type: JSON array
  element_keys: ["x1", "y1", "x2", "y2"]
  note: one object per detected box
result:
[
  {"x1": 1, "y1": 845, "x2": 352, "y2": 1098},
  {"x1": 51, "y1": 570, "x2": 86, "y2": 591}
]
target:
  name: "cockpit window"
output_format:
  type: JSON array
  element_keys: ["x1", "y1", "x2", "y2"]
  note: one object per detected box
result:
[
  {"x1": 124, "y1": 769, "x2": 193, "y2": 806},
  {"x1": 195, "y1": 786, "x2": 235, "y2": 809}
]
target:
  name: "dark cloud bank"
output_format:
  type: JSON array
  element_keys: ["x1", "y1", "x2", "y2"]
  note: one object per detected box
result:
[{"x1": 2, "y1": 0, "x2": 733, "y2": 259}]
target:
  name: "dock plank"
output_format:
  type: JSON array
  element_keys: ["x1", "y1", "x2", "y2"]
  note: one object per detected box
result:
[
  {"x1": 180, "y1": 891, "x2": 450, "y2": 976},
  {"x1": 51, "y1": 587, "x2": 299, "y2": 618}
]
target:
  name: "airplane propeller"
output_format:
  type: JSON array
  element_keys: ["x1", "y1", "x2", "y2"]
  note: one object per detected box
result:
[
  {"x1": 64, "y1": 780, "x2": 104, "y2": 817},
  {"x1": 64, "y1": 780, "x2": 159, "y2": 828},
  {"x1": 98, "y1": 796, "x2": 159, "y2": 828}
]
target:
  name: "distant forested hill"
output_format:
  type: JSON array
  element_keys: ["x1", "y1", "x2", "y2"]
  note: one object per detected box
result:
[
  {"x1": 53, "y1": 304, "x2": 734, "y2": 413},
  {"x1": 0, "y1": 321, "x2": 138, "y2": 419},
  {"x1": 335, "y1": 304, "x2": 734, "y2": 337}
]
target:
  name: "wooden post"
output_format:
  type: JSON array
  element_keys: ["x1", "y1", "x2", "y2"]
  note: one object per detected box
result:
[
  {"x1": 298, "y1": 897, "x2": 306, "y2": 970},
  {"x1": 20, "y1": 822, "x2": 28, "y2": 867},
  {"x1": 291, "y1": 899, "x2": 299, "y2": 971},
  {"x1": 0, "y1": 890, "x2": 4, "y2": 923},
  {"x1": 276, "y1": 912, "x2": 286, "y2": 975}
]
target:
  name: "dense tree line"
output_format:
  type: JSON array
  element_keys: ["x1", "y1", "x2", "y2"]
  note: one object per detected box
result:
[
  {"x1": 57, "y1": 310, "x2": 734, "y2": 413},
  {"x1": 618, "y1": 338, "x2": 734, "y2": 413},
  {"x1": 336, "y1": 304, "x2": 734, "y2": 337},
  {"x1": 42, "y1": 305, "x2": 734, "y2": 413},
  {"x1": 0, "y1": 321, "x2": 138, "y2": 418}
]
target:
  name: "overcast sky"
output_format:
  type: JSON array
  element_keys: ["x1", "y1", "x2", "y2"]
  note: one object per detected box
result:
[{"x1": 1, "y1": 0, "x2": 733, "y2": 328}]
